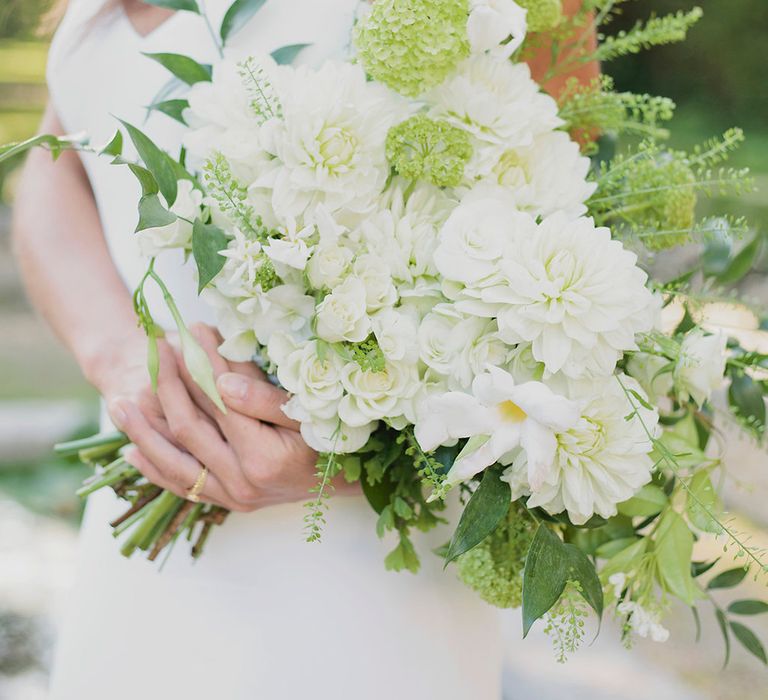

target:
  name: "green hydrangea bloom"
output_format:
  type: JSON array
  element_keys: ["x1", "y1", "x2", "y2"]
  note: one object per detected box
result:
[
  {"x1": 254, "y1": 258, "x2": 280, "y2": 291},
  {"x1": 350, "y1": 336, "x2": 387, "y2": 373},
  {"x1": 386, "y1": 115, "x2": 473, "y2": 187},
  {"x1": 629, "y1": 157, "x2": 697, "y2": 251},
  {"x1": 354, "y1": 0, "x2": 471, "y2": 97},
  {"x1": 517, "y1": 0, "x2": 563, "y2": 33},
  {"x1": 456, "y1": 503, "x2": 535, "y2": 609}
]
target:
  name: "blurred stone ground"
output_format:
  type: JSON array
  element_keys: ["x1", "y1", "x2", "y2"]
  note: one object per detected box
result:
[{"x1": 1, "y1": 201, "x2": 767, "y2": 699}]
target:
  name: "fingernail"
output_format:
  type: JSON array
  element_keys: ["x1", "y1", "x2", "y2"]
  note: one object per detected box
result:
[
  {"x1": 109, "y1": 400, "x2": 129, "y2": 431},
  {"x1": 217, "y1": 373, "x2": 248, "y2": 400}
]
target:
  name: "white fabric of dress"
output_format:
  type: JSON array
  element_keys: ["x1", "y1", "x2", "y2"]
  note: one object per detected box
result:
[{"x1": 46, "y1": 1, "x2": 504, "y2": 698}]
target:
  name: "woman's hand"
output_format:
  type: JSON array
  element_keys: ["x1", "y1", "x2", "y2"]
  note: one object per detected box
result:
[{"x1": 113, "y1": 324, "x2": 358, "y2": 512}]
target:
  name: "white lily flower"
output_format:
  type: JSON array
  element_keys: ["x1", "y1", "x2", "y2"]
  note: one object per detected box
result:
[{"x1": 415, "y1": 366, "x2": 579, "y2": 487}]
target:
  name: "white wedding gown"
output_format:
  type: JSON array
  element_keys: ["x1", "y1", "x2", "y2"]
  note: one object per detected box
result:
[{"x1": 46, "y1": 2, "x2": 504, "y2": 698}]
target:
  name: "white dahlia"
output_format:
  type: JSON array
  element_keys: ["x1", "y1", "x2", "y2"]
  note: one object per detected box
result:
[
  {"x1": 258, "y1": 61, "x2": 410, "y2": 220},
  {"x1": 486, "y1": 213, "x2": 657, "y2": 378},
  {"x1": 466, "y1": 131, "x2": 597, "y2": 219},
  {"x1": 426, "y1": 54, "x2": 561, "y2": 152},
  {"x1": 502, "y1": 375, "x2": 659, "y2": 525}
]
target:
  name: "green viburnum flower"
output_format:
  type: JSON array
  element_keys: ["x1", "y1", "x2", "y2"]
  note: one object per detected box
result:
[
  {"x1": 354, "y1": 0, "x2": 471, "y2": 97},
  {"x1": 386, "y1": 115, "x2": 473, "y2": 187},
  {"x1": 456, "y1": 503, "x2": 535, "y2": 608},
  {"x1": 517, "y1": 0, "x2": 563, "y2": 33},
  {"x1": 628, "y1": 157, "x2": 697, "y2": 251}
]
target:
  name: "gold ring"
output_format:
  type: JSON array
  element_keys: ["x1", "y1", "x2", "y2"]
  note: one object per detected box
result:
[{"x1": 186, "y1": 466, "x2": 208, "y2": 503}]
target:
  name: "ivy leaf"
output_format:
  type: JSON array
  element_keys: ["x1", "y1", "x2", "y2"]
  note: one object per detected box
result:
[
  {"x1": 729, "y1": 372, "x2": 767, "y2": 433},
  {"x1": 728, "y1": 600, "x2": 768, "y2": 616},
  {"x1": 271, "y1": 43, "x2": 311, "y2": 65},
  {"x1": 444, "y1": 468, "x2": 511, "y2": 565},
  {"x1": 654, "y1": 510, "x2": 702, "y2": 605},
  {"x1": 686, "y1": 470, "x2": 724, "y2": 534},
  {"x1": 135, "y1": 193, "x2": 177, "y2": 232},
  {"x1": 143, "y1": 0, "x2": 199, "y2": 12},
  {"x1": 617, "y1": 483, "x2": 667, "y2": 518},
  {"x1": 192, "y1": 219, "x2": 228, "y2": 292},
  {"x1": 147, "y1": 99, "x2": 189, "y2": 124},
  {"x1": 143, "y1": 52, "x2": 212, "y2": 85},
  {"x1": 708, "y1": 566, "x2": 749, "y2": 590},
  {"x1": 220, "y1": 0, "x2": 268, "y2": 44},
  {"x1": 119, "y1": 120, "x2": 178, "y2": 206},
  {"x1": 730, "y1": 621, "x2": 767, "y2": 665},
  {"x1": 522, "y1": 525, "x2": 568, "y2": 637}
]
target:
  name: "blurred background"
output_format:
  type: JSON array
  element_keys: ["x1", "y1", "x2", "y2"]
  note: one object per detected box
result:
[{"x1": 0, "y1": 1, "x2": 766, "y2": 698}]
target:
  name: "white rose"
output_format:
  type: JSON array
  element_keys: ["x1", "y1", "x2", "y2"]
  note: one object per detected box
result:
[
  {"x1": 674, "y1": 329, "x2": 728, "y2": 407},
  {"x1": 353, "y1": 254, "x2": 398, "y2": 312},
  {"x1": 468, "y1": 0, "x2": 528, "y2": 59},
  {"x1": 295, "y1": 413, "x2": 375, "y2": 455},
  {"x1": 307, "y1": 243, "x2": 354, "y2": 290},
  {"x1": 370, "y1": 307, "x2": 419, "y2": 363},
  {"x1": 277, "y1": 340, "x2": 345, "y2": 419},
  {"x1": 339, "y1": 360, "x2": 419, "y2": 426},
  {"x1": 135, "y1": 180, "x2": 203, "y2": 257},
  {"x1": 315, "y1": 276, "x2": 371, "y2": 343},
  {"x1": 434, "y1": 186, "x2": 534, "y2": 288}
]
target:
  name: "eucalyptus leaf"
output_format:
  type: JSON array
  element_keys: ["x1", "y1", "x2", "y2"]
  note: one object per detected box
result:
[
  {"x1": 730, "y1": 621, "x2": 767, "y2": 665},
  {"x1": 143, "y1": 52, "x2": 212, "y2": 85},
  {"x1": 192, "y1": 219, "x2": 228, "y2": 292},
  {"x1": 148, "y1": 99, "x2": 189, "y2": 124},
  {"x1": 220, "y1": 0, "x2": 268, "y2": 43},
  {"x1": 143, "y1": 0, "x2": 199, "y2": 12},
  {"x1": 729, "y1": 372, "x2": 767, "y2": 431},
  {"x1": 716, "y1": 608, "x2": 731, "y2": 668},
  {"x1": 728, "y1": 600, "x2": 768, "y2": 616},
  {"x1": 135, "y1": 193, "x2": 177, "y2": 232},
  {"x1": 686, "y1": 470, "x2": 724, "y2": 534},
  {"x1": 120, "y1": 120, "x2": 178, "y2": 206},
  {"x1": 717, "y1": 234, "x2": 762, "y2": 285},
  {"x1": 522, "y1": 525, "x2": 568, "y2": 637},
  {"x1": 654, "y1": 510, "x2": 701, "y2": 605},
  {"x1": 708, "y1": 566, "x2": 749, "y2": 590},
  {"x1": 617, "y1": 484, "x2": 667, "y2": 518},
  {"x1": 445, "y1": 468, "x2": 510, "y2": 565},
  {"x1": 100, "y1": 130, "x2": 123, "y2": 157},
  {"x1": 271, "y1": 43, "x2": 311, "y2": 65}
]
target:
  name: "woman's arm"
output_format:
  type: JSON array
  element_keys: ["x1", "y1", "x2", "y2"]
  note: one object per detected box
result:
[{"x1": 12, "y1": 104, "x2": 142, "y2": 386}]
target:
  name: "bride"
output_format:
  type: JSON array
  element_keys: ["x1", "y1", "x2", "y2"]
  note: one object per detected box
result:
[{"x1": 13, "y1": 1, "x2": 595, "y2": 697}]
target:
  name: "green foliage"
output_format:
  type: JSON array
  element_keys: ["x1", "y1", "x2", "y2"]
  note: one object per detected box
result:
[
  {"x1": 386, "y1": 115, "x2": 473, "y2": 188},
  {"x1": 595, "y1": 8, "x2": 703, "y2": 63},
  {"x1": 348, "y1": 336, "x2": 387, "y2": 373},
  {"x1": 253, "y1": 258, "x2": 280, "y2": 292},
  {"x1": 271, "y1": 43, "x2": 310, "y2": 65},
  {"x1": 446, "y1": 467, "x2": 511, "y2": 564},
  {"x1": 220, "y1": 0, "x2": 267, "y2": 44},
  {"x1": 522, "y1": 524, "x2": 603, "y2": 636},
  {"x1": 119, "y1": 119, "x2": 180, "y2": 206},
  {"x1": 135, "y1": 193, "x2": 177, "y2": 232},
  {"x1": 590, "y1": 130, "x2": 753, "y2": 251},
  {"x1": 148, "y1": 99, "x2": 190, "y2": 125},
  {"x1": 558, "y1": 76, "x2": 675, "y2": 152},
  {"x1": 354, "y1": 0, "x2": 471, "y2": 97},
  {"x1": 543, "y1": 581, "x2": 589, "y2": 663},
  {"x1": 304, "y1": 449, "x2": 341, "y2": 542},
  {"x1": 456, "y1": 502, "x2": 535, "y2": 608},
  {"x1": 144, "y1": 0, "x2": 199, "y2": 12},
  {"x1": 238, "y1": 56, "x2": 282, "y2": 122},
  {"x1": 143, "y1": 52, "x2": 212, "y2": 85},
  {"x1": 191, "y1": 219, "x2": 228, "y2": 292}
]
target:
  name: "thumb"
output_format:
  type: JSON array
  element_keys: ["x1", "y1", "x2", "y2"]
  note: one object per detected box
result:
[{"x1": 216, "y1": 373, "x2": 299, "y2": 431}]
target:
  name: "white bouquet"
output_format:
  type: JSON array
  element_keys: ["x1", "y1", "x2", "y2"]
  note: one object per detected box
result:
[{"x1": 9, "y1": 0, "x2": 764, "y2": 662}]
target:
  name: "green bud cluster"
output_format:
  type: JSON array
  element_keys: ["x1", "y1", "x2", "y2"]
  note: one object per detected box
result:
[
  {"x1": 456, "y1": 502, "x2": 535, "y2": 609},
  {"x1": 517, "y1": 0, "x2": 563, "y2": 33},
  {"x1": 350, "y1": 336, "x2": 387, "y2": 373},
  {"x1": 354, "y1": 0, "x2": 471, "y2": 97},
  {"x1": 386, "y1": 115, "x2": 473, "y2": 187}
]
